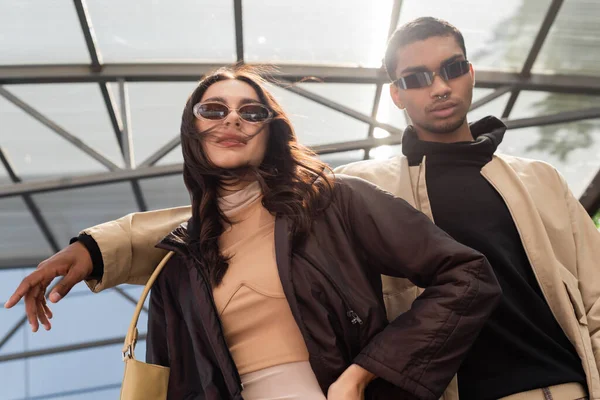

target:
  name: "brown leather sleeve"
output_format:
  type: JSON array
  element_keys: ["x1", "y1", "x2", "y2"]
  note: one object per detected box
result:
[{"x1": 336, "y1": 175, "x2": 502, "y2": 399}]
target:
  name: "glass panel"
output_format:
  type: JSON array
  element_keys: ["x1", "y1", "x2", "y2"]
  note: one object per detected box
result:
[
  {"x1": 0, "y1": 325, "x2": 25, "y2": 357},
  {"x1": 377, "y1": 84, "x2": 407, "y2": 129},
  {"x1": 468, "y1": 92, "x2": 512, "y2": 123},
  {"x1": 268, "y1": 85, "x2": 370, "y2": 147},
  {"x1": 39, "y1": 384, "x2": 122, "y2": 400},
  {"x1": 0, "y1": 1, "x2": 89, "y2": 65},
  {"x1": 0, "y1": 301, "x2": 26, "y2": 351},
  {"x1": 32, "y1": 183, "x2": 139, "y2": 246},
  {"x1": 139, "y1": 175, "x2": 189, "y2": 210},
  {"x1": 505, "y1": 93, "x2": 600, "y2": 197},
  {"x1": 8, "y1": 84, "x2": 124, "y2": 169},
  {"x1": 0, "y1": 197, "x2": 53, "y2": 263},
  {"x1": 156, "y1": 144, "x2": 184, "y2": 166},
  {"x1": 532, "y1": 0, "x2": 600, "y2": 76},
  {"x1": 499, "y1": 119, "x2": 600, "y2": 197},
  {"x1": 298, "y1": 83, "x2": 377, "y2": 115},
  {"x1": 25, "y1": 290, "x2": 136, "y2": 351},
  {"x1": 244, "y1": 0, "x2": 394, "y2": 66},
  {"x1": 472, "y1": 88, "x2": 496, "y2": 103},
  {"x1": 27, "y1": 344, "x2": 127, "y2": 397},
  {"x1": 320, "y1": 150, "x2": 365, "y2": 169},
  {"x1": 0, "y1": 360, "x2": 25, "y2": 400},
  {"x1": 0, "y1": 94, "x2": 109, "y2": 180},
  {"x1": 86, "y1": 0, "x2": 236, "y2": 63},
  {"x1": 397, "y1": 0, "x2": 552, "y2": 71},
  {"x1": 111, "y1": 82, "x2": 197, "y2": 166},
  {"x1": 510, "y1": 91, "x2": 600, "y2": 119}
]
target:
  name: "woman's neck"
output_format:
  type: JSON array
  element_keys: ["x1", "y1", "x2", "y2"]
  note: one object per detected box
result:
[{"x1": 218, "y1": 178, "x2": 256, "y2": 197}]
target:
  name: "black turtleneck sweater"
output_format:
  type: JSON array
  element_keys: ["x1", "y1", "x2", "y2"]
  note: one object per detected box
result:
[{"x1": 403, "y1": 117, "x2": 586, "y2": 400}]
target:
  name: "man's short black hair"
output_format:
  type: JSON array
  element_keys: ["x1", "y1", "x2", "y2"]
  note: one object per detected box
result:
[{"x1": 384, "y1": 17, "x2": 467, "y2": 81}]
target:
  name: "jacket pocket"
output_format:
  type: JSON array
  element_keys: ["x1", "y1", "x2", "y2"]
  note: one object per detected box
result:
[{"x1": 560, "y1": 266, "x2": 588, "y2": 326}]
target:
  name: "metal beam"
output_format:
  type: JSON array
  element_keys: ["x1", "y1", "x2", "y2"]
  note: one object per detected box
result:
[
  {"x1": 139, "y1": 135, "x2": 180, "y2": 167},
  {"x1": 501, "y1": 91, "x2": 520, "y2": 119},
  {"x1": 130, "y1": 179, "x2": 148, "y2": 212},
  {"x1": 0, "y1": 334, "x2": 147, "y2": 362},
  {"x1": 2, "y1": 105, "x2": 600, "y2": 200},
  {"x1": 99, "y1": 83, "x2": 124, "y2": 153},
  {"x1": 502, "y1": 0, "x2": 564, "y2": 119},
  {"x1": 503, "y1": 107, "x2": 600, "y2": 130},
  {"x1": 0, "y1": 164, "x2": 183, "y2": 199},
  {"x1": 0, "y1": 64, "x2": 383, "y2": 84},
  {"x1": 0, "y1": 257, "x2": 42, "y2": 270},
  {"x1": 365, "y1": 84, "x2": 384, "y2": 159},
  {"x1": 118, "y1": 80, "x2": 135, "y2": 169},
  {"x1": 0, "y1": 316, "x2": 27, "y2": 350},
  {"x1": 74, "y1": 0, "x2": 125, "y2": 160},
  {"x1": 0, "y1": 86, "x2": 121, "y2": 171},
  {"x1": 116, "y1": 79, "x2": 148, "y2": 211},
  {"x1": 3, "y1": 64, "x2": 598, "y2": 94},
  {"x1": 234, "y1": 0, "x2": 244, "y2": 63},
  {"x1": 113, "y1": 286, "x2": 148, "y2": 313},
  {"x1": 387, "y1": 0, "x2": 404, "y2": 39},
  {"x1": 0, "y1": 148, "x2": 60, "y2": 252},
  {"x1": 579, "y1": 169, "x2": 600, "y2": 216},
  {"x1": 73, "y1": 0, "x2": 102, "y2": 70},
  {"x1": 521, "y1": 0, "x2": 564, "y2": 77},
  {"x1": 279, "y1": 83, "x2": 403, "y2": 135},
  {"x1": 470, "y1": 86, "x2": 513, "y2": 111}
]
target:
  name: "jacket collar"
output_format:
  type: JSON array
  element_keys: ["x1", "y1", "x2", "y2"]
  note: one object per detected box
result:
[{"x1": 402, "y1": 116, "x2": 507, "y2": 166}]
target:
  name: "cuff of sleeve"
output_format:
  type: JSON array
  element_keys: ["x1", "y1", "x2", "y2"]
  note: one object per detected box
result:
[{"x1": 70, "y1": 234, "x2": 104, "y2": 280}]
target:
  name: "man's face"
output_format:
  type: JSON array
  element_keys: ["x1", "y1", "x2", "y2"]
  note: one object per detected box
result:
[{"x1": 390, "y1": 35, "x2": 474, "y2": 137}]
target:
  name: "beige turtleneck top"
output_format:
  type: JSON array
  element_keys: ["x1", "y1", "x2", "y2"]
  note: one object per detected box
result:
[{"x1": 215, "y1": 182, "x2": 309, "y2": 375}]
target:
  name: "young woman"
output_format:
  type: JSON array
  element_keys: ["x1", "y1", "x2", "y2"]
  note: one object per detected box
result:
[
  {"x1": 142, "y1": 66, "x2": 500, "y2": 400},
  {"x1": 6, "y1": 66, "x2": 501, "y2": 400}
]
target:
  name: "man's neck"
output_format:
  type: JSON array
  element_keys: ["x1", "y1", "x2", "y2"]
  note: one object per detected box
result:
[{"x1": 415, "y1": 121, "x2": 474, "y2": 144}]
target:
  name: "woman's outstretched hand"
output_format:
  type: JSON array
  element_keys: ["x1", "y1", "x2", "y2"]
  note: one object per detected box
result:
[
  {"x1": 327, "y1": 364, "x2": 375, "y2": 400},
  {"x1": 4, "y1": 242, "x2": 93, "y2": 332}
]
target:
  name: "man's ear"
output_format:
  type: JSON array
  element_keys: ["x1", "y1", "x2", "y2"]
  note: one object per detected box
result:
[{"x1": 389, "y1": 83, "x2": 405, "y2": 110}]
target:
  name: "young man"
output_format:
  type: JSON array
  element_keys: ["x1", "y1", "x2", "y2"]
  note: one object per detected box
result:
[{"x1": 7, "y1": 17, "x2": 600, "y2": 400}]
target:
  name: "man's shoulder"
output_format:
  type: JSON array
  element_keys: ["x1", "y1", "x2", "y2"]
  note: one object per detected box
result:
[
  {"x1": 495, "y1": 153, "x2": 565, "y2": 191},
  {"x1": 333, "y1": 155, "x2": 404, "y2": 180},
  {"x1": 496, "y1": 153, "x2": 558, "y2": 176}
]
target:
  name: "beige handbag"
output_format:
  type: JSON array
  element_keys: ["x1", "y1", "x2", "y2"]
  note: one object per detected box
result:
[{"x1": 120, "y1": 251, "x2": 175, "y2": 400}]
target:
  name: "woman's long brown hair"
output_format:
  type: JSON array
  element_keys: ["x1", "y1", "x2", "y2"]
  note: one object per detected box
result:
[{"x1": 179, "y1": 65, "x2": 333, "y2": 285}]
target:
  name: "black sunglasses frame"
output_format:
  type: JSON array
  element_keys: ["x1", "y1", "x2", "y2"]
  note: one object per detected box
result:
[{"x1": 393, "y1": 60, "x2": 471, "y2": 90}]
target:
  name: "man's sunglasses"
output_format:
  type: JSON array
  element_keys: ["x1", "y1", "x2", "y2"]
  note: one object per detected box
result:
[
  {"x1": 193, "y1": 101, "x2": 273, "y2": 123},
  {"x1": 393, "y1": 60, "x2": 471, "y2": 90}
]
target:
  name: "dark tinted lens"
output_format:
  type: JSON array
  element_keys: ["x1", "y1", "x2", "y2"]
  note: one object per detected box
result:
[
  {"x1": 442, "y1": 60, "x2": 470, "y2": 80},
  {"x1": 398, "y1": 72, "x2": 434, "y2": 89},
  {"x1": 238, "y1": 104, "x2": 271, "y2": 122},
  {"x1": 197, "y1": 103, "x2": 229, "y2": 120}
]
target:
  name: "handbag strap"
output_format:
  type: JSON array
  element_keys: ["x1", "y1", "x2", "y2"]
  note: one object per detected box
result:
[{"x1": 122, "y1": 251, "x2": 175, "y2": 360}]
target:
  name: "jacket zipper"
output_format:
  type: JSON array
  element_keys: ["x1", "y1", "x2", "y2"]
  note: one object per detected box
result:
[
  {"x1": 162, "y1": 240, "x2": 244, "y2": 394},
  {"x1": 303, "y1": 252, "x2": 363, "y2": 327}
]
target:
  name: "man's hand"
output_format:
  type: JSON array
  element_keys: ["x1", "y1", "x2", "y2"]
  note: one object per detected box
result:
[
  {"x1": 327, "y1": 364, "x2": 376, "y2": 400},
  {"x1": 4, "y1": 241, "x2": 93, "y2": 332}
]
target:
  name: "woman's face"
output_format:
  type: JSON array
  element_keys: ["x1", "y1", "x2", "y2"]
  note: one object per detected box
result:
[{"x1": 195, "y1": 79, "x2": 271, "y2": 170}]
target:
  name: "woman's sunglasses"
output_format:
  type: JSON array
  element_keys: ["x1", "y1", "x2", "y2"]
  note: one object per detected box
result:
[
  {"x1": 393, "y1": 60, "x2": 471, "y2": 90},
  {"x1": 193, "y1": 101, "x2": 273, "y2": 123}
]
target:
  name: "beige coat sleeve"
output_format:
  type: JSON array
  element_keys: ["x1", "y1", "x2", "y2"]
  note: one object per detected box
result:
[
  {"x1": 83, "y1": 206, "x2": 192, "y2": 292},
  {"x1": 563, "y1": 174, "x2": 600, "y2": 370}
]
